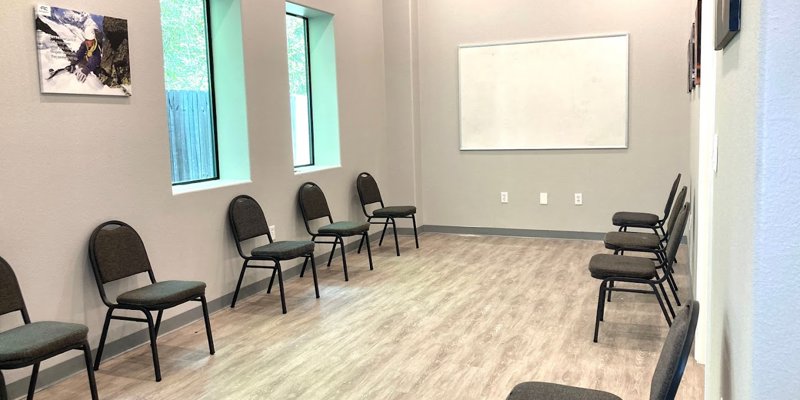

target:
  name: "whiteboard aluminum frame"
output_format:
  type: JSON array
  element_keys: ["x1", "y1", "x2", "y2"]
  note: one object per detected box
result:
[{"x1": 457, "y1": 33, "x2": 630, "y2": 151}]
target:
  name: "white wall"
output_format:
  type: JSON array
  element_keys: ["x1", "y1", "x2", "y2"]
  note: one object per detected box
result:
[
  {"x1": 0, "y1": 0, "x2": 391, "y2": 385},
  {"x1": 415, "y1": 0, "x2": 692, "y2": 233},
  {"x1": 703, "y1": 0, "x2": 800, "y2": 398}
]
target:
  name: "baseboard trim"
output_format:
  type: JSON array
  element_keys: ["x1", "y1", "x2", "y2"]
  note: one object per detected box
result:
[
  {"x1": 5, "y1": 232, "x2": 381, "y2": 400},
  {"x1": 422, "y1": 225, "x2": 606, "y2": 240}
]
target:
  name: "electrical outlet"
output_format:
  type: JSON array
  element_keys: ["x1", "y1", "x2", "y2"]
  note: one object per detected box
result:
[
  {"x1": 500, "y1": 192, "x2": 509, "y2": 203},
  {"x1": 269, "y1": 225, "x2": 276, "y2": 239},
  {"x1": 539, "y1": 192, "x2": 548, "y2": 205},
  {"x1": 574, "y1": 193, "x2": 583, "y2": 205}
]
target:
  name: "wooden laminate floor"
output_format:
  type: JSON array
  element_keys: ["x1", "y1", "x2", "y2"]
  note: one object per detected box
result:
[{"x1": 32, "y1": 233, "x2": 703, "y2": 400}]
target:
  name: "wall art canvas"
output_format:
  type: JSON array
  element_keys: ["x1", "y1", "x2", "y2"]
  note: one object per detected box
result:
[
  {"x1": 34, "y1": 4, "x2": 132, "y2": 96},
  {"x1": 715, "y1": 0, "x2": 741, "y2": 50}
]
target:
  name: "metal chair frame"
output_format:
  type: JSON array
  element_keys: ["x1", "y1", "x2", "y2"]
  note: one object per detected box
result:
[
  {"x1": 88, "y1": 221, "x2": 215, "y2": 382},
  {"x1": 228, "y1": 195, "x2": 319, "y2": 313},
  {"x1": 298, "y1": 182, "x2": 373, "y2": 282},
  {"x1": 0, "y1": 257, "x2": 99, "y2": 400},
  {"x1": 355, "y1": 172, "x2": 419, "y2": 257},
  {"x1": 616, "y1": 173, "x2": 681, "y2": 237},
  {"x1": 593, "y1": 204, "x2": 690, "y2": 343},
  {"x1": 609, "y1": 186, "x2": 688, "y2": 304}
]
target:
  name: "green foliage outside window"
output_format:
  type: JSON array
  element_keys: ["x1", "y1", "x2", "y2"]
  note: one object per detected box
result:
[
  {"x1": 286, "y1": 14, "x2": 309, "y2": 96},
  {"x1": 160, "y1": 0, "x2": 210, "y2": 91}
]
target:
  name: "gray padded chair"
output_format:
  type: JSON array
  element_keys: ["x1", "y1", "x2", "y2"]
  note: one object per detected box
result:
[
  {"x1": 0, "y1": 256, "x2": 99, "y2": 400},
  {"x1": 298, "y1": 182, "x2": 373, "y2": 282},
  {"x1": 590, "y1": 203, "x2": 690, "y2": 342},
  {"x1": 355, "y1": 172, "x2": 419, "y2": 257},
  {"x1": 507, "y1": 300, "x2": 699, "y2": 400},
  {"x1": 88, "y1": 221, "x2": 214, "y2": 382},
  {"x1": 612, "y1": 173, "x2": 681, "y2": 236},
  {"x1": 228, "y1": 195, "x2": 319, "y2": 313},
  {"x1": 604, "y1": 186, "x2": 687, "y2": 302}
]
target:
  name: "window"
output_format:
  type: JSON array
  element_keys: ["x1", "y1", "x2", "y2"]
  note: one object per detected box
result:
[
  {"x1": 286, "y1": 13, "x2": 313, "y2": 167},
  {"x1": 285, "y1": 3, "x2": 341, "y2": 173},
  {"x1": 161, "y1": 0, "x2": 219, "y2": 185}
]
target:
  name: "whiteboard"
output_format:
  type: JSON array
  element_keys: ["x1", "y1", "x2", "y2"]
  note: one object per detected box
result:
[{"x1": 458, "y1": 34, "x2": 629, "y2": 150}]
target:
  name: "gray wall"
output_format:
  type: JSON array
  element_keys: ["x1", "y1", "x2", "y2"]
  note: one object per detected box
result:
[
  {"x1": 415, "y1": 0, "x2": 692, "y2": 233},
  {"x1": 709, "y1": 0, "x2": 800, "y2": 399},
  {"x1": 0, "y1": 0, "x2": 391, "y2": 385}
]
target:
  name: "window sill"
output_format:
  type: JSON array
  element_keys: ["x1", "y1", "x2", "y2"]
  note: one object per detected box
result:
[
  {"x1": 294, "y1": 164, "x2": 340, "y2": 175},
  {"x1": 172, "y1": 179, "x2": 251, "y2": 196}
]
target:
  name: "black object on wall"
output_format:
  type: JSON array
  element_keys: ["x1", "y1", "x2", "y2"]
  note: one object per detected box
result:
[{"x1": 715, "y1": 0, "x2": 741, "y2": 50}]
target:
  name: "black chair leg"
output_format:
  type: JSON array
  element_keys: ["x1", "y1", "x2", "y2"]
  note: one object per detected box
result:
[
  {"x1": 300, "y1": 257, "x2": 309, "y2": 277},
  {"x1": 27, "y1": 362, "x2": 39, "y2": 400},
  {"x1": 412, "y1": 214, "x2": 419, "y2": 249},
  {"x1": 267, "y1": 268, "x2": 277, "y2": 294},
  {"x1": 358, "y1": 218, "x2": 370, "y2": 254},
  {"x1": 310, "y1": 256, "x2": 320, "y2": 298},
  {"x1": 379, "y1": 220, "x2": 389, "y2": 246},
  {"x1": 593, "y1": 282, "x2": 607, "y2": 343},
  {"x1": 200, "y1": 296, "x2": 215, "y2": 354},
  {"x1": 82, "y1": 342, "x2": 99, "y2": 400},
  {"x1": 1, "y1": 371, "x2": 7, "y2": 400},
  {"x1": 327, "y1": 240, "x2": 337, "y2": 267},
  {"x1": 607, "y1": 281, "x2": 614, "y2": 302},
  {"x1": 667, "y1": 272, "x2": 681, "y2": 306},
  {"x1": 143, "y1": 310, "x2": 162, "y2": 382},
  {"x1": 154, "y1": 310, "x2": 164, "y2": 336},
  {"x1": 94, "y1": 308, "x2": 113, "y2": 370},
  {"x1": 357, "y1": 235, "x2": 365, "y2": 254},
  {"x1": 339, "y1": 236, "x2": 349, "y2": 281},
  {"x1": 390, "y1": 218, "x2": 400, "y2": 256},
  {"x1": 365, "y1": 232, "x2": 374, "y2": 271},
  {"x1": 654, "y1": 271, "x2": 676, "y2": 317},
  {"x1": 231, "y1": 263, "x2": 248, "y2": 308},
  {"x1": 649, "y1": 283, "x2": 672, "y2": 327},
  {"x1": 276, "y1": 262, "x2": 287, "y2": 314}
]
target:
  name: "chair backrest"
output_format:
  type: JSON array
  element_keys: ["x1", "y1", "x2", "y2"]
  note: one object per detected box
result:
[
  {"x1": 0, "y1": 256, "x2": 28, "y2": 321},
  {"x1": 229, "y1": 195, "x2": 272, "y2": 243},
  {"x1": 89, "y1": 221, "x2": 154, "y2": 285},
  {"x1": 298, "y1": 182, "x2": 332, "y2": 221},
  {"x1": 663, "y1": 203, "x2": 690, "y2": 269},
  {"x1": 664, "y1": 186, "x2": 687, "y2": 238},
  {"x1": 649, "y1": 300, "x2": 700, "y2": 400},
  {"x1": 662, "y1": 173, "x2": 682, "y2": 220},
  {"x1": 356, "y1": 172, "x2": 383, "y2": 207}
]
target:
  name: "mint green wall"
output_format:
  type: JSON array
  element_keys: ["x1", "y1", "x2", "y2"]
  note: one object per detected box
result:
[{"x1": 211, "y1": 0, "x2": 251, "y2": 180}]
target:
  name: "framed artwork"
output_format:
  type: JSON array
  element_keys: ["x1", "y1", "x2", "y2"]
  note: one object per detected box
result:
[
  {"x1": 34, "y1": 4, "x2": 132, "y2": 96},
  {"x1": 687, "y1": 24, "x2": 696, "y2": 93},
  {"x1": 694, "y1": 0, "x2": 701, "y2": 86},
  {"x1": 715, "y1": 0, "x2": 741, "y2": 50}
]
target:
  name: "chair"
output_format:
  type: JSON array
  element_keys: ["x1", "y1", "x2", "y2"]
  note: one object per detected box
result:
[
  {"x1": 506, "y1": 300, "x2": 699, "y2": 400},
  {"x1": 228, "y1": 195, "x2": 319, "y2": 313},
  {"x1": 0, "y1": 257, "x2": 99, "y2": 400},
  {"x1": 589, "y1": 203, "x2": 690, "y2": 342},
  {"x1": 612, "y1": 173, "x2": 681, "y2": 236},
  {"x1": 88, "y1": 221, "x2": 215, "y2": 382},
  {"x1": 604, "y1": 186, "x2": 687, "y2": 302},
  {"x1": 298, "y1": 182, "x2": 373, "y2": 282},
  {"x1": 356, "y1": 172, "x2": 419, "y2": 256}
]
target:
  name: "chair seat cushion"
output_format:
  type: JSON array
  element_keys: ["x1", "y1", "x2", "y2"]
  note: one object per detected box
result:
[
  {"x1": 589, "y1": 254, "x2": 656, "y2": 280},
  {"x1": 117, "y1": 280, "x2": 206, "y2": 307},
  {"x1": 318, "y1": 221, "x2": 370, "y2": 235},
  {"x1": 612, "y1": 211, "x2": 660, "y2": 227},
  {"x1": 373, "y1": 205, "x2": 416, "y2": 217},
  {"x1": 252, "y1": 241, "x2": 314, "y2": 260},
  {"x1": 604, "y1": 231, "x2": 661, "y2": 251},
  {"x1": 0, "y1": 321, "x2": 88, "y2": 365},
  {"x1": 507, "y1": 382, "x2": 622, "y2": 400}
]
